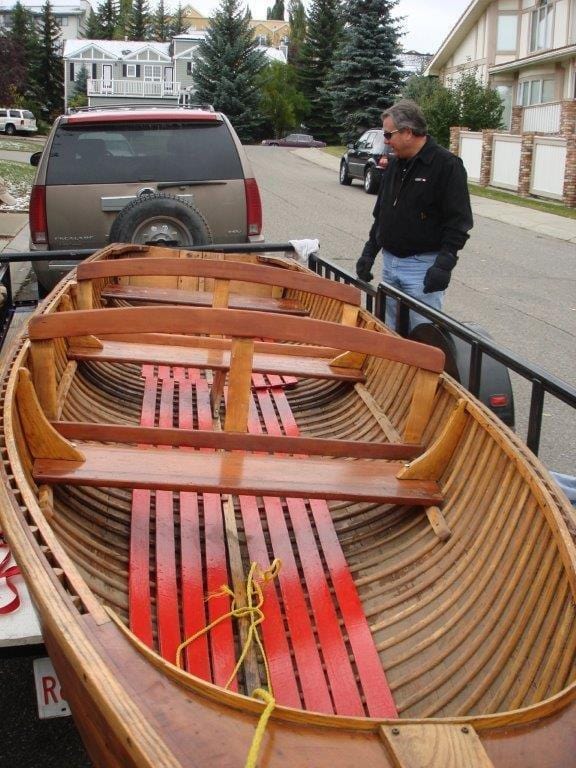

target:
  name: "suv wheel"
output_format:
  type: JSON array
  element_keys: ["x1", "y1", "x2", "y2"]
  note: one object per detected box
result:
[
  {"x1": 339, "y1": 161, "x2": 352, "y2": 186},
  {"x1": 363, "y1": 167, "x2": 379, "y2": 194},
  {"x1": 5, "y1": 124, "x2": 16, "y2": 136},
  {"x1": 108, "y1": 193, "x2": 213, "y2": 247}
]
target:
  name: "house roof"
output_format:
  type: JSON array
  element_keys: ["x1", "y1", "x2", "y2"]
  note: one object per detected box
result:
[
  {"x1": 0, "y1": 0, "x2": 88, "y2": 12},
  {"x1": 64, "y1": 39, "x2": 171, "y2": 60},
  {"x1": 425, "y1": 0, "x2": 491, "y2": 76}
]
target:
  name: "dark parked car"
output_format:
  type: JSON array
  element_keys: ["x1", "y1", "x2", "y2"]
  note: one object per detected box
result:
[
  {"x1": 339, "y1": 128, "x2": 393, "y2": 194},
  {"x1": 262, "y1": 133, "x2": 326, "y2": 148}
]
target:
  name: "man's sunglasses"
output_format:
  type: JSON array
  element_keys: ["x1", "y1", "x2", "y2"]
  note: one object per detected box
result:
[{"x1": 383, "y1": 129, "x2": 402, "y2": 140}]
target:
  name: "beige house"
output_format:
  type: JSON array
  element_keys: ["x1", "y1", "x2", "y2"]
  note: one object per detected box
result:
[
  {"x1": 182, "y1": 4, "x2": 290, "y2": 51},
  {"x1": 427, "y1": 0, "x2": 576, "y2": 132},
  {"x1": 426, "y1": 0, "x2": 576, "y2": 206}
]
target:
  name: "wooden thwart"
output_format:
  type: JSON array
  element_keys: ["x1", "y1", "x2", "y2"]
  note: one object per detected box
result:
[
  {"x1": 32, "y1": 445, "x2": 442, "y2": 504},
  {"x1": 101, "y1": 283, "x2": 310, "y2": 316}
]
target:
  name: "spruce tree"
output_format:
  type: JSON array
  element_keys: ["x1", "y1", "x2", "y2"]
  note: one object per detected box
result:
[
  {"x1": 296, "y1": 0, "x2": 343, "y2": 143},
  {"x1": 5, "y1": 2, "x2": 40, "y2": 104},
  {"x1": 169, "y1": 2, "x2": 186, "y2": 36},
  {"x1": 193, "y1": 0, "x2": 266, "y2": 141},
  {"x1": 326, "y1": 0, "x2": 404, "y2": 142},
  {"x1": 267, "y1": 0, "x2": 284, "y2": 20},
  {"x1": 287, "y1": 0, "x2": 306, "y2": 64},
  {"x1": 35, "y1": 1, "x2": 64, "y2": 119},
  {"x1": 97, "y1": 0, "x2": 120, "y2": 39},
  {"x1": 83, "y1": 8, "x2": 102, "y2": 38},
  {"x1": 127, "y1": 0, "x2": 150, "y2": 40},
  {"x1": 152, "y1": 0, "x2": 170, "y2": 41}
]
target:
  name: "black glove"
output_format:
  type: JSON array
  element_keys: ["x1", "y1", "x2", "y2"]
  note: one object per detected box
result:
[
  {"x1": 423, "y1": 250, "x2": 458, "y2": 294},
  {"x1": 356, "y1": 241, "x2": 377, "y2": 282}
]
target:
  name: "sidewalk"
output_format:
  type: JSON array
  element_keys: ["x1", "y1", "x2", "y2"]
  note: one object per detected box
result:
[
  {"x1": 0, "y1": 211, "x2": 31, "y2": 298},
  {"x1": 295, "y1": 147, "x2": 576, "y2": 244}
]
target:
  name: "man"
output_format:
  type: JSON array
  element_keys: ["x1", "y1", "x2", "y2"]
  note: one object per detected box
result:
[{"x1": 356, "y1": 100, "x2": 473, "y2": 329}]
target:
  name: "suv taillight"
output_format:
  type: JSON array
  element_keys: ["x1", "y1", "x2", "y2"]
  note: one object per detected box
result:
[
  {"x1": 244, "y1": 178, "x2": 262, "y2": 237},
  {"x1": 29, "y1": 185, "x2": 48, "y2": 244}
]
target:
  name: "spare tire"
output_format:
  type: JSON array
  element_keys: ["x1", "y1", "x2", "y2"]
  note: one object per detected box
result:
[{"x1": 108, "y1": 193, "x2": 212, "y2": 247}]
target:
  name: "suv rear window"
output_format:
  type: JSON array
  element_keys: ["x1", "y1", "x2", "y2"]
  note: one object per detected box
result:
[
  {"x1": 22, "y1": 110, "x2": 35, "y2": 119},
  {"x1": 46, "y1": 121, "x2": 244, "y2": 185}
]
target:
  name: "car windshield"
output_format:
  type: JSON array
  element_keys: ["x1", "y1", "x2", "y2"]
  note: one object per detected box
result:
[{"x1": 46, "y1": 121, "x2": 243, "y2": 185}]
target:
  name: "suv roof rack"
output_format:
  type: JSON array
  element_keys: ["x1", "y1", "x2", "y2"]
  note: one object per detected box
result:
[{"x1": 66, "y1": 103, "x2": 215, "y2": 115}]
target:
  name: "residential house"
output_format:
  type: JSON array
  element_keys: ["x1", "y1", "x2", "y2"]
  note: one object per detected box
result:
[
  {"x1": 426, "y1": 0, "x2": 576, "y2": 205},
  {"x1": 63, "y1": 32, "x2": 287, "y2": 110},
  {"x1": 0, "y1": 0, "x2": 91, "y2": 41}
]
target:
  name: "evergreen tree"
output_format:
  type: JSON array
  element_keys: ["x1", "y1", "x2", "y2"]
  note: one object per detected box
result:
[
  {"x1": 326, "y1": 0, "x2": 404, "y2": 142},
  {"x1": 287, "y1": 0, "x2": 305, "y2": 64},
  {"x1": 127, "y1": 0, "x2": 150, "y2": 40},
  {"x1": 267, "y1": 0, "x2": 284, "y2": 20},
  {"x1": 35, "y1": 1, "x2": 64, "y2": 119},
  {"x1": 5, "y1": 2, "x2": 40, "y2": 104},
  {"x1": 83, "y1": 8, "x2": 102, "y2": 38},
  {"x1": 97, "y1": 0, "x2": 120, "y2": 39},
  {"x1": 68, "y1": 65, "x2": 89, "y2": 109},
  {"x1": 193, "y1": 0, "x2": 266, "y2": 141},
  {"x1": 116, "y1": 0, "x2": 132, "y2": 38},
  {"x1": 152, "y1": 0, "x2": 170, "y2": 41},
  {"x1": 169, "y1": 2, "x2": 186, "y2": 36},
  {"x1": 258, "y1": 61, "x2": 308, "y2": 138},
  {"x1": 296, "y1": 0, "x2": 343, "y2": 143}
]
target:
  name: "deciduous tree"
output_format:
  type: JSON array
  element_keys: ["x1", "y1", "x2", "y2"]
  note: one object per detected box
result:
[{"x1": 258, "y1": 61, "x2": 308, "y2": 138}]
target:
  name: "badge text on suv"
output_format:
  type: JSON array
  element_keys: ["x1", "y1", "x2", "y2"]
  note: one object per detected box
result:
[
  {"x1": 29, "y1": 105, "x2": 263, "y2": 292},
  {"x1": 339, "y1": 128, "x2": 393, "y2": 194}
]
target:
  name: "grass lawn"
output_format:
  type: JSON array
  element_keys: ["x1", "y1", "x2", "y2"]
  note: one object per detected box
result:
[
  {"x1": 0, "y1": 135, "x2": 45, "y2": 153},
  {"x1": 0, "y1": 159, "x2": 35, "y2": 211}
]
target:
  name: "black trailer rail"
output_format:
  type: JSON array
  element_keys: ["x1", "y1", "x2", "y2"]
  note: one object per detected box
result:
[{"x1": 1, "y1": 244, "x2": 575, "y2": 459}]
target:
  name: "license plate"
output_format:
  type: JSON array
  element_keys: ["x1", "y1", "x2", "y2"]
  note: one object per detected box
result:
[{"x1": 33, "y1": 657, "x2": 71, "y2": 719}]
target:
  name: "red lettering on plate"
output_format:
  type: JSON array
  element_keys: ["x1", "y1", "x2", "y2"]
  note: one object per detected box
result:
[{"x1": 42, "y1": 675, "x2": 59, "y2": 705}]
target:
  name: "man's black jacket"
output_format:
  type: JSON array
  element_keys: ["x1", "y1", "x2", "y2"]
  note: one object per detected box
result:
[{"x1": 364, "y1": 136, "x2": 473, "y2": 259}]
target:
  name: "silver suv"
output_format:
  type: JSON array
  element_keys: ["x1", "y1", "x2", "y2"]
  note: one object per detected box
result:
[{"x1": 29, "y1": 105, "x2": 263, "y2": 292}]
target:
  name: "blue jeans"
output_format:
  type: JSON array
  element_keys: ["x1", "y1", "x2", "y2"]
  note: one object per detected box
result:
[{"x1": 382, "y1": 250, "x2": 444, "y2": 331}]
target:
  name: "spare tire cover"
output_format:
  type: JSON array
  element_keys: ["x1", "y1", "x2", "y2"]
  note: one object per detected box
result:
[{"x1": 108, "y1": 193, "x2": 212, "y2": 246}]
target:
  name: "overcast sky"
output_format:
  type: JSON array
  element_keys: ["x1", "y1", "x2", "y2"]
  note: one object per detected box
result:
[{"x1": 179, "y1": 1, "x2": 471, "y2": 54}]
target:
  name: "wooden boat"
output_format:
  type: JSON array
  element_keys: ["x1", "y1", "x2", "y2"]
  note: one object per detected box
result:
[{"x1": 1, "y1": 243, "x2": 576, "y2": 767}]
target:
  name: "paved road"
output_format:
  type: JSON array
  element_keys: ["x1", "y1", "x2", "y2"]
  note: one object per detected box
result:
[{"x1": 247, "y1": 145, "x2": 576, "y2": 473}]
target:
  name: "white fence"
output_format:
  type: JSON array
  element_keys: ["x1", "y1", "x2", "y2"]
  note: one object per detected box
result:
[
  {"x1": 87, "y1": 79, "x2": 181, "y2": 97},
  {"x1": 459, "y1": 132, "x2": 482, "y2": 182},
  {"x1": 522, "y1": 102, "x2": 562, "y2": 133},
  {"x1": 530, "y1": 137, "x2": 566, "y2": 199},
  {"x1": 491, "y1": 135, "x2": 521, "y2": 191}
]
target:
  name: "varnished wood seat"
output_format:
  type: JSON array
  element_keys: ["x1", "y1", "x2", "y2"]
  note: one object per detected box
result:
[
  {"x1": 75, "y1": 256, "x2": 361, "y2": 324},
  {"x1": 28, "y1": 305, "x2": 445, "y2": 440},
  {"x1": 100, "y1": 283, "x2": 310, "y2": 315}
]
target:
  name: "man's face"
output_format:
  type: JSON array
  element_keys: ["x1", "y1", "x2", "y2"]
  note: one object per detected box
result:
[{"x1": 382, "y1": 116, "x2": 411, "y2": 158}]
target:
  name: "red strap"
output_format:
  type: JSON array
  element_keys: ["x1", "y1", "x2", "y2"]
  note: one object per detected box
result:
[{"x1": 0, "y1": 538, "x2": 21, "y2": 615}]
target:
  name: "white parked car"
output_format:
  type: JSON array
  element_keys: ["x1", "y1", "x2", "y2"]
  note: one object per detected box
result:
[{"x1": 0, "y1": 107, "x2": 38, "y2": 135}]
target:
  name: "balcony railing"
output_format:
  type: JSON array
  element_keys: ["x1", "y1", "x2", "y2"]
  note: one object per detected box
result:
[
  {"x1": 87, "y1": 79, "x2": 181, "y2": 98},
  {"x1": 522, "y1": 101, "x2": 561, "y2": 133}
]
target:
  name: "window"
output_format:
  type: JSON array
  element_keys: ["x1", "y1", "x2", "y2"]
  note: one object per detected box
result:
[
  {"x1": 497, "y1": 15, "x2": 517, "y2": 51},
  {"x1": 69, "y1": 62, "x2": 75, "y2": 82},
  {"x1": 126, "y1": 64, "x2": 136, "y2": 77},
  {"x1": 517, "y1": 78, "x2": 555, "y2": 106},
  {"x1": 186, "y1": 61, "x2": 193, "y2": 75},
  {"x1": 143, "y1": 65, "x2": 162, "y2": 81},
  {"x1": 495, "y1": 85, "x2": 513, "y2": 129},
  {"x1": 530, "y1": 0, "x2": 553, "y2": 52}
]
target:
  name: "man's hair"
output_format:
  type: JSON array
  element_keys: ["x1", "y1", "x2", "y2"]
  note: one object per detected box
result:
[{"x1": 382, "y1": 100, "x2": 427, "y2": 136}]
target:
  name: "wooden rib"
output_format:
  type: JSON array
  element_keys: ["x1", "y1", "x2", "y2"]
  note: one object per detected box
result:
[{"x1": 353, "y1": 382, "x2": 402, "y2": 442}]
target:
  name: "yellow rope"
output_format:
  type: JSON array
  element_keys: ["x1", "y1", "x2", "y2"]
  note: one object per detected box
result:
[{"x1": 175, "y1": 559, "x2": 282, "y2": 768}]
